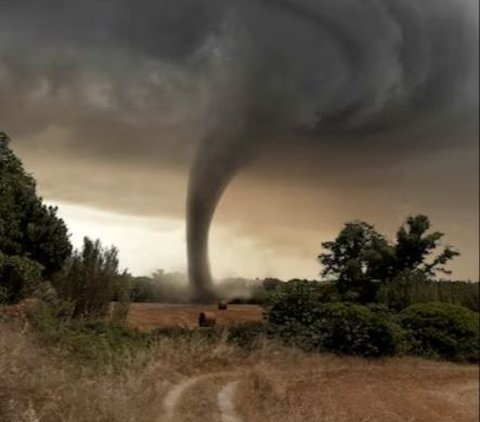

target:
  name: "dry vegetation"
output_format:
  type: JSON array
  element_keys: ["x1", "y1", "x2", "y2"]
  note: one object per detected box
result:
[
  {"x1": 236, "y1": 352, "x2": 479, "y2": 422},
  {"x1": 127, "y1": 303, "x2": 263, "y2": 330},
  {"x1": 1, "y1": 320, "x2": 478, "y2": 422}
]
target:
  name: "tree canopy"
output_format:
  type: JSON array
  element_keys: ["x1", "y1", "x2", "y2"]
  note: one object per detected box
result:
[
  {"x1": 318, "y1": 215, "x2": 459, "y2": 302},
  {"x1": 0, "y1": 132, "x2": 72, "y2": 301}
]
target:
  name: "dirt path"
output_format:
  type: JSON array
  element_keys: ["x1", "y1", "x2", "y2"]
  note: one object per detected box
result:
[
  {"x1": 162, "y1": 375, "x2": 206, "y2": 421},
  {"x1": 217, "y1": 381, "x2": 242, "y2": 422},
  {"x1": 161, "y1": 372, "x2": 243, "y2": 422}
]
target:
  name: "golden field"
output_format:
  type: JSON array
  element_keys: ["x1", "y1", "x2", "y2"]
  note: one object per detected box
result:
[{"x1": 126, "y1": 302, "x2": 264, "y2": 331}]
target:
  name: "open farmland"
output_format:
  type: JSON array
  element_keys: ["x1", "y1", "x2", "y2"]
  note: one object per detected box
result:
[{"x1": 126, "y1": 303, "x2": 264, "y2": 331}]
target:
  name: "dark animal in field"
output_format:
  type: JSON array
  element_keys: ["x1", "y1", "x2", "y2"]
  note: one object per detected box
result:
[
  {"x1": 217, "y1": 302, "x2": 228, "y2": 310},
  {"x1": 198, "y1": 311, "x2": 216, "y2": 327}
]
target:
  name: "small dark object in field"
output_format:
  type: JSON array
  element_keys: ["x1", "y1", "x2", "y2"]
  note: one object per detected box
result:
[
  {"x1": 218, "y1": 302, "x2": 228, "y2": 310},
  {"x1": 198, "y1": 311, "x2": 216, "y2": 327}
]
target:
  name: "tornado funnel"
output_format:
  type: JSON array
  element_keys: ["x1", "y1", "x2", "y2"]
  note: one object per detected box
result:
[{"x1": 187, "y1": 128, "x2": 248, "y2": 303}]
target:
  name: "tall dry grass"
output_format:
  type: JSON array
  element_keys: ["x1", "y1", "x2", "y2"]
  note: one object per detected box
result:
[
  {"x1": 1, "y1": 321, "x2": 478, "y2": 422},
  {"x1": 0, "y1": 321, "x2": 241, "y2": 422}
]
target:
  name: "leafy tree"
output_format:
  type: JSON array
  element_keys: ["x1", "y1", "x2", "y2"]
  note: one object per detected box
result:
[
  {"x1": 318, "y1": 215, "x2": 459, "y2": 302},
  {"x1": 394, "y1": 215, "x2": 459, "y2": 276},
  {"x1": 318, "y1": 221, "x2": 394, "y2": 302},
  {"x1": 54, "y1": 237, "x2": 129, "y2": 318},
  {"x1": 0, "y1": 132, "x2": 72, "y2": 278}
]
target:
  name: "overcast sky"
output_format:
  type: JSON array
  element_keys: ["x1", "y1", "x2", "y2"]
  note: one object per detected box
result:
[{"x1": 1, "y1": 0, "x2": 478, "y2": 280}]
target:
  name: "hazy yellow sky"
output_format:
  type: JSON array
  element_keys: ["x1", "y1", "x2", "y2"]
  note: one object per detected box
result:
[
  {"x1": 46, "y1": 200, "x2": 319, "y2": 280},
  {"x1": 16, "y1": 137, "x2": 477, "y2": 281}
]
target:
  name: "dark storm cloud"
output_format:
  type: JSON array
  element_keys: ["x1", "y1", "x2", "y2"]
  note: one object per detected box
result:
[
  {"x1": 0, "y1": 0, "x2": 477, "y2": 156},
  {"x1": 1, "y1": 0, "x2": 477, "y2": 152},
  {"x1": 0, "y1": 0, "x2": 478, "y2": 296}
]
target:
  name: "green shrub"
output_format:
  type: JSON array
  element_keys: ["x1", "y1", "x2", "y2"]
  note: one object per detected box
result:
[
  {"x1": 28, "y1": 297, "x2": 74, "y2": 338},
  {"x1": 265, "y1": 281, "x2": 404, "y2": 357},
  {"x1": 69, "y1": 320, "x2": 149, "y2": 368},
  {"x1": 400, "y1": 302, "x2": 479, "y2": 362},
  {"x1": 265, "y1": 280, "x2": 337, "y2": 327},
  {"x1": 227, "y1": 322, "x2": 266, "y2": 349},
  {"x1": 54, "y1": 237, "x2": 130, "y2": 318},
  {"x1": 314, "y1": 302, "x2": 405, "y2": 357},
  {"x1": 66, "y1": 320, "x2": 150, "y2": 362},
  {"x1": 28, "y1": 298, "x2": 149, "y2": 368},
  {"x1": 0, "y1": 253, "x2": 43, "y2": 303}
]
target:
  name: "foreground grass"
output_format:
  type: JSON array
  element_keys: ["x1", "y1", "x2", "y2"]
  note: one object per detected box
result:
[
  {"x1": 1, "y1": 321, "x2": 478, "y2": 422},
  {"x1": 237, "y1": 352, "x2": 479, "y2": 422}
]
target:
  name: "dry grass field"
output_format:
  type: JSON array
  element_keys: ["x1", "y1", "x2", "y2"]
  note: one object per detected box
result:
[
  {"x1": 236, "y1": 353, "x2": 480, "y2": 422},
  {"x1": 126, "y1": 302, "x2": 264, "y2": 330},
  {"x1": 1, "y1": 319, "x2": 478, "y2": 422}
]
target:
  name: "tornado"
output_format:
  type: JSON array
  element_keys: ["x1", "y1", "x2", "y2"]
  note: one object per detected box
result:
[
  {"x1": 184, "y1": 0, "x2": 477, "y2": 301},
  {"x1": 187, "y1": 131, "x2": 247, "y2": 302}
]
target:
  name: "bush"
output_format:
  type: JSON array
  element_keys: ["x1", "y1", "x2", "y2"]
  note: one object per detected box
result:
[
  {"x1": 265, "y1": 281, "x2": 403, "y2": 356},
  {"x1": 0, "y1": 253, "x2": 43, "y2": 303},
  {"x1": 65, "y1": 320, "x2": 150, "y2": 364},
  {"x1": 54, "y1": 237, "x2": 130, "y2": 318},
  {"x1": 400, "y1": 302, "x2": 479, "y2": 362},
  {"x1": 227, "y1": 322, "x2": 267, "y2": 349},
  {"x1": 28, "y1": 297, "x2": 74, "y2": 335},
  {"x1": 28, "y1": 298, "x2": 149, "y2": 368},
  {"x1": 314, "y1": 303, "x2": 405, "y2": 357},
  {"x1": 268, "y1": 301, "x2": 404, "y2": 356},
  {"x1": 265, "y1": 280, "x2": 338, "y2": 327}
]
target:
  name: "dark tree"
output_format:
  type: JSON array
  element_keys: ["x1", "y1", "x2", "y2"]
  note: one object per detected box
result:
[
  {"x1": 318, "y1": 221, "x2": 394, "y2": 302},
  {"x1": 0, "y1": 132, "x2": 72, "y2": 300},
  {"x1": 318, "y1": 215, "x2": 459, "y2": 303},
  {"x1": 394, "y1": 215, "x2": 459, "y2": 276},
  {"x1": 0, "y1": 132, "x2": 72, "y2": 302}
]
